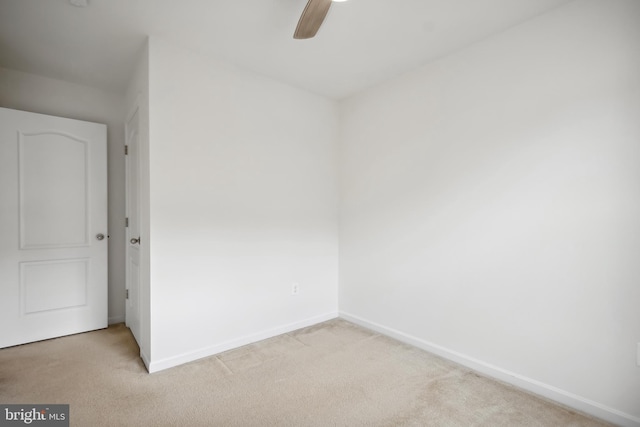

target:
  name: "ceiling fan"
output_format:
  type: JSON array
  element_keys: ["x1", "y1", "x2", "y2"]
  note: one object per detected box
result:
[{"x1": 294, "y1": 0, "x2": 347, "y2": 39}]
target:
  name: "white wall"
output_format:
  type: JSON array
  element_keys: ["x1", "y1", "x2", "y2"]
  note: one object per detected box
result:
[
  {"x1": 146, "y1": 38, "x2": 339, "y2": 371},
  {"x1": 338, "y1": 0, "x2": 640, "y2": 425},
  {"x1": 0, "y1": 67, "x2": 127, "y2": 325}
]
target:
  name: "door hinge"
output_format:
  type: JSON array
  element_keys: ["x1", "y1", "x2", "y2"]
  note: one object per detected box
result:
[
  {"x1": 125, "y1": 217, "x2": 129, "y2": 227},
  {"x1": 126, "y1": 289, "x2": 129, "y2": 299},
  {"x1": 125, "y1": 145, "x2": 128, "y2": 155}
]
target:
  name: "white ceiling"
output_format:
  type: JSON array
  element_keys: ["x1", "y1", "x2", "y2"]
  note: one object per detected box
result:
[{"x1": 0, "y1": 0, "x2": 574, "y2": 99}]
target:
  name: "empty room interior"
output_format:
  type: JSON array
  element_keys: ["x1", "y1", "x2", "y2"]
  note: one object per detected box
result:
[{"x1": 0, "y1": 0, "x2": 639, "y2": 425}]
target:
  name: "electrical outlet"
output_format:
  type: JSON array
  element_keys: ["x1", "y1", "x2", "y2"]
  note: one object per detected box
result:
[{"x1": 291, "y1": 283, "x2": 299, "y2": 296}]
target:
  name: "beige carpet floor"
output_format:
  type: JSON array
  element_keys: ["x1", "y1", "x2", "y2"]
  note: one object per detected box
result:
[{"x1": 0, "y1": 319, "x2": 609, "y2": 426}]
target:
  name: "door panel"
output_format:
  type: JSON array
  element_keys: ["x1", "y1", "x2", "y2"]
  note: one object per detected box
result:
[
  {"x1": 19, "y1": 132, "x2": 89, "y2": 248},
  {"x1": 0, "y1": 107, "x2": 107, "y2": 349},
  {"x1": 21, "y1": 258, "x2": 89, "y2": 314}
]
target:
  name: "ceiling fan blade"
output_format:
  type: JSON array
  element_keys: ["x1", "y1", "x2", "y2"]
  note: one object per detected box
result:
[{"x1": 294, "y1": 0, "x2": 332, "y2": 39}]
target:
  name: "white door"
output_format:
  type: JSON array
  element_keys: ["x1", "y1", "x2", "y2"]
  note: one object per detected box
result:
[
  {"x1": 0, "y1": 107, "x2": 108, "y2": 348},
  {"x1": 125, "y1": 107, "x2": 141, "y2": 344}
]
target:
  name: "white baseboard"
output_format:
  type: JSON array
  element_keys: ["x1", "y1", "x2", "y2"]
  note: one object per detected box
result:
[
  {"x1": 147, "y1": 311, "x2": 339, "y2": 374},
  {"x1": 108, "y1": 315, "x2": 125, "y2": 325},
  {"x1": 339, "y1": 311, "x2": 640, "y2": 427}
]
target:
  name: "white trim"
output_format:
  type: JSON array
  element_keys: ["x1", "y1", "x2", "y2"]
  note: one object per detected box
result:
[
  {"x1": 339, "y1": 311, "x2": 640, "y2": 427},
  {"x1": 108, "y1": 315, "x2": 125, "y2": 325},
  {"x1": 147, "y1": 312, "x2": 339, "y2": 373}
]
